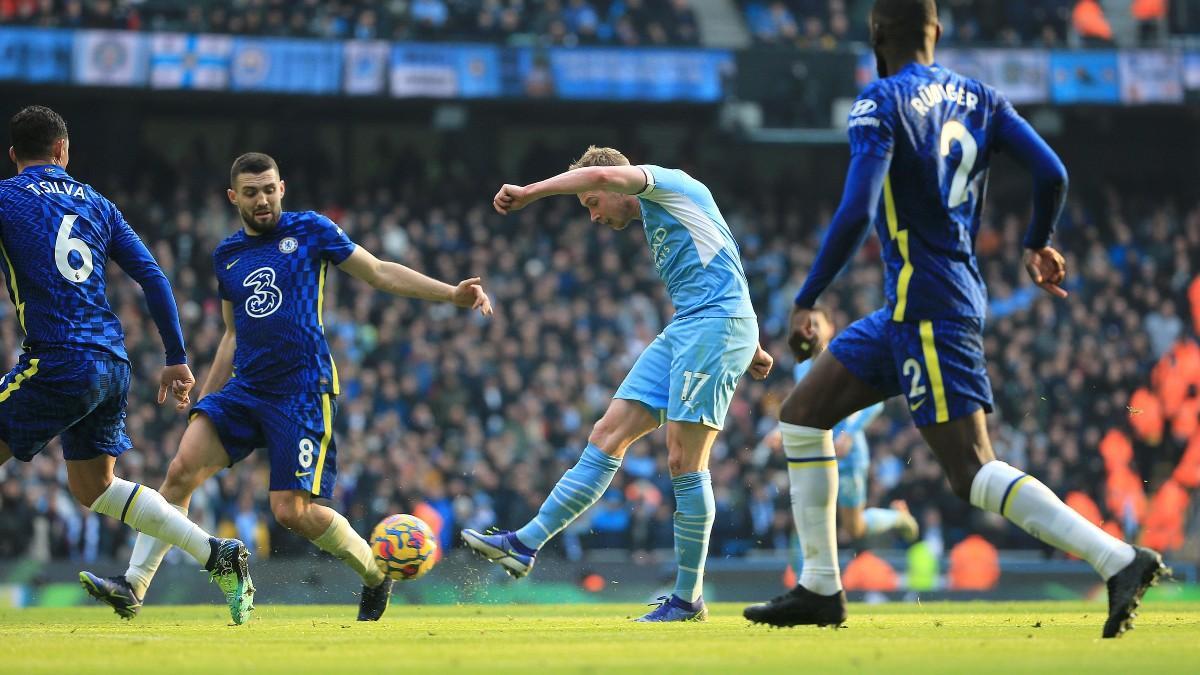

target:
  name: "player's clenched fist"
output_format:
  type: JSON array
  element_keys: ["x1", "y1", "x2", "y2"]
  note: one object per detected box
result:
[
  {"x1": 788, "y1": 307, "x2": 820, "y2": 361},
  {"x1": 158, "y1": 363, "x2": 195, "y2": 411},
  {"x1": 748, "y1": 345, "x2": 774, "y2": 380},
  {"x1": 493, "y1": 184, "x2": 532, "y2": 215}
]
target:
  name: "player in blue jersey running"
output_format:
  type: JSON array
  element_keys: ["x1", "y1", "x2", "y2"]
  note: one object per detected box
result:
[
  {"x1": 82, "y1": 152, "x2": 493, "y2": 622},
  {"x1": 794, "y1": 308, "x2": 916, "y2": 552},
  {"x1": 0, "y1": 106, "x2": 254, "y2": 624},
  {"x1": 462, "y1": 146, "x2": 773, "y2": 622},
  {"x1": 743, "y1": 1, "x2": 1166, "y2": 638}
]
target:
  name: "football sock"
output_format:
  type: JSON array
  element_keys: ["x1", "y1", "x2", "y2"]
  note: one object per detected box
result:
[
  {"x1": 863, "y1": 508, "x2": 902, "y2": 537},
  {"x1": 125, "y1": 503, "x2": 188, "y2": 597},
  {"x1": 514, "y1": 443, "x2": 621, "y2": 550},
  {"x1": 671, "y1": 471, "x2": 715, "y2": 603},
  {"x1": 970, "y1": 460, "x2": 1135, "y2": 580},
  {"x1": 313, "y1": 511, "x2": 386, "y2": 587},
  {"x1": 781, "y1": 423, "x2": 842, "y2": 595},
  {"x1": 90, "y1": 478, "x2": 213, "y2": 569}
]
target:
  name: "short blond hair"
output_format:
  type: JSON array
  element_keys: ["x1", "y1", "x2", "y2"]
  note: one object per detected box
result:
[{"x1": 568, "y1": 145, "x2": 630, "y2": 171}]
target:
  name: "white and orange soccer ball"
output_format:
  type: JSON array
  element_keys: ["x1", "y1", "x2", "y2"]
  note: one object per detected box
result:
[{"x1": 370, "y1": 514, "x2": 439, "y2": 581}]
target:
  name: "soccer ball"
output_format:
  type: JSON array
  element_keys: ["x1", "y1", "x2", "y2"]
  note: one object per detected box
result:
[{"x1": 370, "y1": 514, "x2": 438, "y2": 581}]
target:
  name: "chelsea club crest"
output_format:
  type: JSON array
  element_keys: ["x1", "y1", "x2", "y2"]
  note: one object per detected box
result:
[{"x1": 279, "y1": 237, "x2": 298, "y2": 253}]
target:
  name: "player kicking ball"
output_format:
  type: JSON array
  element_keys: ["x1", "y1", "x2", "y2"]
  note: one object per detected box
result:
[
  {"x1": 82, "y1": 152, "x2": 492, "y2": 622},
  {"x1": 462, "y1": 146, "x2": 773, "y2": 622},
  {"x1": 0, "y1": 106, "x2": 253, "y2": 624},
  {"x1": 744, "y1": 0, "x2": 1166, "y2": 638}
]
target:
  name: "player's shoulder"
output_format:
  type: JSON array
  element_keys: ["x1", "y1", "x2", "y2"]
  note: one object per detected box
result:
[
  {"x1": 284, "y1": 209, "x2": 339, "y2": 233},
  {"x1": 640, "y1": 164, "x2": 709, "y2": 197}
]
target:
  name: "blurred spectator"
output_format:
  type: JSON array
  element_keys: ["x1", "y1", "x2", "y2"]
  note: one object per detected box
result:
[
  {"x1": 1133, "y1": 0, "x2": 1168, "y2": 45},
  {"x1": 0, "y1": 131, "x2": 1196, "y2": 569},
  {"x1": 1073, "y1": 0, "x2": 1115, "y2": 47}
]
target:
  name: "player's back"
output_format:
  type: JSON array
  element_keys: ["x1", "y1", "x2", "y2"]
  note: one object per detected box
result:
[
  {"x1": 635, "y1": 164, "x2": 756, "y2": 321},
  {"x1": 0, "y1": 165, "x2": 129, "y2": 361},
  {"x1": 852, "y1": 62, "x2": 1011, "y2": 322}
]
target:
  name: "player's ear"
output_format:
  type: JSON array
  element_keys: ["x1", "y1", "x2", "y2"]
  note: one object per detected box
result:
[
  {"x1": 226, "y1": 188, "x2": 237, "y2": 205},
  {"x1": 278, "y1": 179, "x2": 285, "y2": 198},
  {"x1": 7, "y1": 147, "x2": 15, "y2": 166},
  {"x1": 934, "y1": 21, "x2": 943, "y2": 45}
]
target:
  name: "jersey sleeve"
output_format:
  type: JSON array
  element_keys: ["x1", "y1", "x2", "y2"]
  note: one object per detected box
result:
[
  {"x1": 214, "y1": 253, "x2": 232, "y2": 301},
  {"x1": 846, "y1": 83, "x2": 896, "y2": 159},
  {"x1": 106, "y1": 201, "x2": 188, "y2": 365},
  {"x1": 635, "y1": 165, "x2": 707, "y2": 204},
  {"x1": 309, "y1": 212, "x2": 356, "y2": 264}
]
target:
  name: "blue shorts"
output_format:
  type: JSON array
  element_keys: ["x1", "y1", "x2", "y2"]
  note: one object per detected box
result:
[
  {"x1": 614, "y1": 316, "x2": 758, "y2": 430},
  {"x1": 0, "y1": 355, "x2": 132, "y2": 462},
  {"x1": 192, "y1": 380, "x2": 338, "y2": 498},
  {"x1": 836, "y1": 434, "x2": 870, "y2": 509},
  {"x1": 829, "y1": 309, "x2": 993, "y2": 428}
]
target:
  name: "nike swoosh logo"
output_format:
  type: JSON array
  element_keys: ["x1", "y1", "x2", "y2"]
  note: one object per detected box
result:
[
  {"x1": 909, "y1": 398, "x2": 926, "y2": 412},
  {"x1": 294, "y1": 470, "x2": 312, "y2": 478},
  {"x1": 226, "y1": 258, "x2": 241, "y2": 270}
]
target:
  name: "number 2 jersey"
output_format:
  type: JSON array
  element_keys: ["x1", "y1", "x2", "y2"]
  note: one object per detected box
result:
[
  {"x1": 850, "y1": 62, "x2": 1019, "y2": 322},
  {"x1": 0, "y1": 164, "x2": 184, "y2": 363},
  {"x1": 213, "y1": 211, "x2": 356, "y2": 396}
]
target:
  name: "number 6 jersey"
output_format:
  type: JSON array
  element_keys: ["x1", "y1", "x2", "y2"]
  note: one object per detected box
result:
[
  {"x1": 849, "y1": 62, "x2": 1019, "y2": 322},
  {"x1": 0, "y1": 164, "x2": 184, "y2": 363},
  {"x1": 213, "y1": 211, "x2": 356, "y2": 396}
]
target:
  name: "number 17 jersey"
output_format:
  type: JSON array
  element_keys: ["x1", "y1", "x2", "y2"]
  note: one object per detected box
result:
[{"x1": 850, "y1": 61, "x2": 1013, "y2": 322}]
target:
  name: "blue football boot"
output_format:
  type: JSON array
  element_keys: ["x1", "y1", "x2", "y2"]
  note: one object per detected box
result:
[
  {"x1": 79, "y1": 571, "x2": 142, "y2": 620},
  {"x1": 460, "y1": 528, "x2": 536, "y2": 579},
  {"x1": 635, "y1": 595, "x2": 708, "y2": 622}
]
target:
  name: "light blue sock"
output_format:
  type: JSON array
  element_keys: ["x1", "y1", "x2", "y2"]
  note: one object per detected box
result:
[
  {"x1": 671, "y1": 471, "x2": 715, "y2": 603},
  {"x1": 515, "y1": 444, "x2": 621, "y2": 550},
  {"x1": 863, "y1": 508, "x2": 902, "y2": 536}
]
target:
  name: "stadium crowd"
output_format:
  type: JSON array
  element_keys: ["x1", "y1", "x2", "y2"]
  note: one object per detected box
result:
[
  {"x1": 0, "y1": 139, "x2": 1196, "y2": 570},
  {"x1": 0, "y1": 0, "x2": 702, "y2": 46}
]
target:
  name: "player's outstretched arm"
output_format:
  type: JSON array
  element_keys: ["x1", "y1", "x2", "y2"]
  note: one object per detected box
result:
[
  {"x1": 994, "y1": 105, "x2": 1070, "y2": 298},
  {"x1": 337, "y1": 247, "x2": 493, "y2": 316},
  {"x1": 789, "y1": 153, "x2": 890, "y2": 358},
  {"x1": 493, "y1": 165, "x2": 648, "y2": 214},
  {"x1": 108, "y1": 211, "x2": 194, "y2": 410},
  {"x1": 198, "y1": 301, "x2": 237, "y2": 401}
]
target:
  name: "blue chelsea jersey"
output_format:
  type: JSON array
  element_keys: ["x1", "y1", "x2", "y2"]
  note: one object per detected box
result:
[
  {"x1": 634, "y1": 165, "x2": 756, "y2": 321},
  {"x1": 849, "y1": 62, "x2": 1013, "y2": 321},
  {"x1": 0, "y1": 165, "x2": 168, "y2": 362},
  {"x1": 214, "y1": 211, "x2": 355, "y2": 395}
]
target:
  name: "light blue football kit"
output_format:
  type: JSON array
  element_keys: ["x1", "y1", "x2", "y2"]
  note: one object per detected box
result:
[
  {"x1": 465, "y1": 164, "x2": 759, "y2": 619},
  {"x1": 613, "y1": 164, "x2": 759, "y2": 430}
]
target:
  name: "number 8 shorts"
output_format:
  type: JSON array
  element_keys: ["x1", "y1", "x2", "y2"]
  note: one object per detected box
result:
[
  {"x1": 614, "y1": 316, "x2": 759, "y2": 430},
  {"x1": 828, "y1": 308, "x2": 994, "y2": 428},
  {"x1": 191, "y1": 379, "x2": 339, "y2": 498}
]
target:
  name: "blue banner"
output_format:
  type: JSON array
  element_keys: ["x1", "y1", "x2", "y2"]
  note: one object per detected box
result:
[
  {"x1": 1050, "y1": 51, "x2": 1119, "y2": 103},
  {"x1": 231, "y1": 37, "x2": 341, "y2": 94},
  {"x1": 0, "y1": 27, "x2": 73, "y2": 84},
  {"x1": 545, "y1": 48, "x2": 732, "y2": 102},
  {"x1": 389, "y1": 44, "x2": 502, "y2": 98},
  {"x1": 150, "y1": 33, "x2": 233, "y2": 90}
]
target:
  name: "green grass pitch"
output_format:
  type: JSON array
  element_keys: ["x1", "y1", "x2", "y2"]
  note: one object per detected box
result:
[{"x1": 3, "y1": 602, "x2": 1199, "y2": 674}]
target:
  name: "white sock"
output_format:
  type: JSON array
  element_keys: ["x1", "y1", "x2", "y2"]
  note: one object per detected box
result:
[
  {"x1": 863, "y1": 508, "x2": 901, "y2": 536},
  {"x1": 125, "y1": 504, "x2": 187, "y2": 597},
  {"x1": 970, "y1": 460, "x2": 1135, "y2": 580},
  {"x1": 313, "y1": 512, "x2": 386, "y2": 587},
  {"x1": 90, "y1": 478, "x2": 213, "y2": 569},
  {"x1": 781, "y1": 423, "x2": 841, "y2": 595}
]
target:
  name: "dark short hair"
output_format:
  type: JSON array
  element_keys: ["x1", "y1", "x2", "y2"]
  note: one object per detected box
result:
[
  {"x1": 871, "y1": 0, "x2": 938, "y2": 50},
  {"x1": 230, "y1": 152, "x2": 279, "y2": 187},
  {"x1": 10, "y1": 105, "x2": 68, "y2": 161}
]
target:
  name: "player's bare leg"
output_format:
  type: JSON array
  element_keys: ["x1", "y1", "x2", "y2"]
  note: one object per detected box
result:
[
  {"x1": 921, "y1": 409, "x2": 1168, "y2": 638},
  {"x1": 636, "y1": 420, "x2": 718, "y2": 622},
  {"x1": 462, "y1": 399, "x2": 659, "y2": 578},
  {"x1": 79, "y1": 416, "x2": 255, "y2": 623},
  {"x1": 841, "y1": 502, "x2": 919, "y2": 543},
  {"x1": 269, "y1": 489, "x2": 391, "y2": 621},
  {"x1": 744, "y1": 349, "x2": 885, "y2": 627}
]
